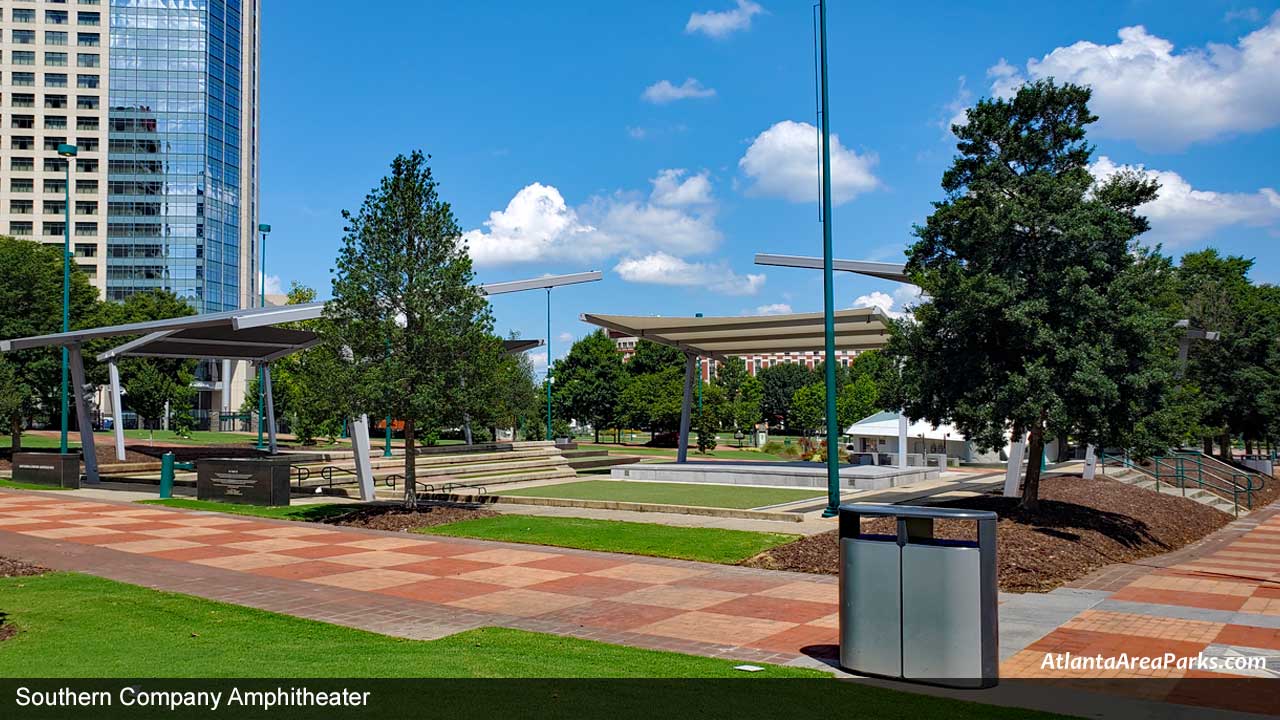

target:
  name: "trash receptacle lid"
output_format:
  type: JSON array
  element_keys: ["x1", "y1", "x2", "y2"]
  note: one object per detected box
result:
[{"x1": 838, "y1": 503, "x2": 998, "y2": 522}]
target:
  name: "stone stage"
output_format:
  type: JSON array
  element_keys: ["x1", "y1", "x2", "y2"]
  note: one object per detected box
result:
[{"x1": 610, "y1": 460, "x2": 940, "y2": 490}]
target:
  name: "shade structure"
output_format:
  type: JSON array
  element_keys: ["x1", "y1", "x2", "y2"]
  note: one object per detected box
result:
[
  {"x1": 579, "y1": 307, "x2": 890, "y2": 359},
  {"x1": 97, "y1": 325, "x2": 319, "y2": 363}
]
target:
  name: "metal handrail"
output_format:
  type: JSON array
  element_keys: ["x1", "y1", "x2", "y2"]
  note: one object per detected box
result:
[
  {"x1": 1170, "y1": 450, "x2": 1265, "y2": 510},
  {"x1": 1100, "y1": 451, "x2": 1251, "y2": 517}
]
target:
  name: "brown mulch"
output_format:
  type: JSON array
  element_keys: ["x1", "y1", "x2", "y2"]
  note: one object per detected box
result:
[
  {"x1": 321, "y1": 503, "x2": 498, "y2": 533},
  {"x1": 743, "y1": 476, "x2": 1235, "y2": 593}
]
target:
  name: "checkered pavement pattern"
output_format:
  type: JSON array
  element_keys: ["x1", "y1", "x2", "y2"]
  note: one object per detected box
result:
[
  {"x1": 1002, "y1": 508, "x2": 1280, "y2": 715},
  {"x1": 0, "y1": 491, "x2": 840, "y2": 664}
]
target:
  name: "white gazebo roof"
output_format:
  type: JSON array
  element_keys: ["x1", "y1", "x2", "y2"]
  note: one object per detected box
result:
[{"x1": 848, "y1": 411, "x2": 966, "y2": 441}]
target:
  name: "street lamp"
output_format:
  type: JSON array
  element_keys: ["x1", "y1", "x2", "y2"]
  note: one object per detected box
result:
[
  {"x1": 57, "y1": 144, "x2": 77, "y2": 455},
  {"x1": 256, "y1": 223, "x2": 271, "y2": 450}
]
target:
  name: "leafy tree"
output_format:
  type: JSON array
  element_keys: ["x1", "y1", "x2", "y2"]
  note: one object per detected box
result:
[
  {"x1": 789, "y1": 384, "x2": 827, "y2": 437},
  {"x1": 487, "y1": 336, "x2": 542, "y2": 439},
  {"x1": 325, "y1": 151, "x2": 503, "y2": 507},
  {"x1": 553, "y1": 330, "x2": 625, "y2": 442},
  {"x1": 618, "y1": 369, "x2": 684, "y2": 434},
  {"x1": 0, "y1": 357, "x2": 28, "y2": 446},
  {"x1": 889, "y1": 79, "x2": 1183, "y2": 510},
  {"x1": 0, "y1": 237, "x2": 99, "y2": 449},
  {"x1": 126, "y1": 362, "x2": 180, "y2": 432},
  {"x1": 627, "y1": 340, "x2": 684, "y2": 376},
  {"x1": 731, "y1": 375, "x2": 765, "y2": 440},
  {"x1": 837, "y1": 374, "x2": 879, "y2": 432},
  {"x1": 849, "y1": 349, "x2": 895, "y2": 403},
  {"x1": 694, "y1": 383, "x2": 728, "y2": 453},
  {"x1": 714, "y1": 356, "x2": 749, "y2": 400},
  {"x1": 758, "y1": 362, "x2": 813, "y2": 428}
]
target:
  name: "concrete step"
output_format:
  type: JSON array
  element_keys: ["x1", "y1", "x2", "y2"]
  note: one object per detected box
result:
[
  {"x1": 561, "y1": 449, "x2": 608, "y2": 459},
  {"x1": 1112, "y1": 473, "x2": 1245, "y2": 516},
  {"x1": 567, "y1": 456, "x2": 641, "y2": 470},
  {"x1": 372, "y1": 467, "x2": 576, "y2": 498}
]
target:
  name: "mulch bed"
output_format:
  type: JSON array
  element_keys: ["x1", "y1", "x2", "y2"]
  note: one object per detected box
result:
[
  {"x1": 321, "y1": 503, "x2": 498, "y2": 533},
  {"x1": 743, "y1": 476, "x2": 1235, "y2": 593},
  {"x1": 0, "y1": 557, "x2": 47, "y2": 643}
]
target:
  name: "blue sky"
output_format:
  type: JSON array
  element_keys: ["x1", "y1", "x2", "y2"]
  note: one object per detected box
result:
[{"x1": 261, "y1": 1, "x2": 1280, "y2": 372}]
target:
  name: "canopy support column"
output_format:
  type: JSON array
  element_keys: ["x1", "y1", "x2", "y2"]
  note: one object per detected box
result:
[
  {"x1": 1083, "y1": 444, "x2": 1098, "y2": 480},
  {"x1": 220, "y1": 359, "x2": 233, "y2": 430},
  {"x1": 350, "y1": 414, "x2": 375, "y2": 501},
  {"x1": 1004, "y1": 435, "x2": 1027, "y2": 497},
  {"x1": 262, "y1": 362, "x2": 278, "y2": 455},
  {"x1": 108, "y1": 360, "x2": 125, "y2": 461},
  {"x1": 677, "y1": 353, "x2": 696, "y2": 463},
  {"x1": 68, "y1": 344, "x2": 99, "y2": 485},
  {"x1": 898, "y1": 414, "x2": 909, "y2": 469}
]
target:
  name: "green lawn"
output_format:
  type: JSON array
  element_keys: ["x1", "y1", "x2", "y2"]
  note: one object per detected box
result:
[
  {"x1": 0, "y1": 479, "x2": 73, "y2": 491},
  {"x1": 495, "y1": 479, "x2": 822, "y2": 509},
  {"x1": 422, "y1": 515, "x2": 797, "y2": 564},
  {"x1": 0, "y1": 572, "x2": 813, "y2": 678},
  {"x1": 142, "y1": 497, "x2": 356, "y2": 521}
]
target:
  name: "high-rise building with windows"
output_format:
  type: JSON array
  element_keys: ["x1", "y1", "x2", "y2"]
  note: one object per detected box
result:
[{"x1": 0, "y1": 0, "x2": 261, "y2": 313}]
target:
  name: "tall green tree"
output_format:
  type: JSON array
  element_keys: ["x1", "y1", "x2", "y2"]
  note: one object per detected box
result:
[
  {"x1": 627, "y1": 339, "x2": 684, "y2": 376},
  {"x1": 488, "y1": 337, "x2": 541, "y2": 439},
  {"x1": 325, "y1": 151, "x2": 503, "y2": 507},
  {"x1": 552, "y1": 330, "x2": 625, "y2": 442},
  {"x1": 758, "y1": 362, "x2": 812, "y2": 428},
  {"x1": 837, "y1": 374, "x2": 879, "y2": 432},
  {"x1": 731, "y1": 375, "x2": 765, "y2": 440},
  {"x1": 714, "y1": 356, "x2": 749, "y2": 400},
  {"x1": 126, "y1": 362, "x2": 184, "y2": 432},
  {"x1": 789, "y1": 384, "x2": 827, "y2": 437},
  {"x1": 0, "y1": 236, "x2": 99, "y2": 448},
  {"x1": 889, "y1": 79, "x2": 1183, "y2": 510}
]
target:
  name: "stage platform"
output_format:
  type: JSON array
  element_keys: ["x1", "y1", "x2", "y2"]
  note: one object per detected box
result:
[{"x1": 610, "y1": 461, "x2": 940, "y2": 491}]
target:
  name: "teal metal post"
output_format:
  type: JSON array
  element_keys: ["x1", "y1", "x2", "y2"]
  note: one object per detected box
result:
[
  {"x1": 695, "y1": 313, "x2": 703, "y2": 412},
  {"x1": 159, "y1": 452, "x2": 175, "y2": 499},
  {"x1": 255, "y1": 224, "x2": 270, "y2": 449},
  {"x1": 57, "y1": 144, "x2": 77, "y2": 454},
  {"x1": 817, "y1": 0, "x2": 841, "y2": 518},
  {"x1": 545, "y1": 288, "x2": 553, "y2": 441}
]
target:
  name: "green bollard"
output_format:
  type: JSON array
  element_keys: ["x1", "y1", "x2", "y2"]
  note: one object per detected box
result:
[{"x1": 159, "y1": 452, "x2": 175, "y2": 499}]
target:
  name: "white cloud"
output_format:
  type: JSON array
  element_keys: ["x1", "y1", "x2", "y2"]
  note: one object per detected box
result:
[
  {"x1": 1226, "y1": 7, "x2": 1262, "y2": 23},
  {"x1": 557, "y1": 332, "x2": 574, "y2": 343},
  {"x1": 642, "y1": 78, "x2": 716, "y2": 104},
  {"x1": 264, "y1": 275, "x2": 284, "y2": 295},
  {"x1": 614, "y1": 252, "x2": 765, "y2": 296},
  {"x1": 686, "y1": 0, "x2": 764, "y2": 39},
  {"x1": 986, "y1": 13, "x2": 1280, "y2": 150},
  {"x1": 1091, "y1": 156, "x2": 1280, "y2": 245},
  {"x1": 463, "y1": 183, "x2": 611, "y2": 266},
  {"x1": 529, "y1": 351, "x2": 548, "y2": 371},
  {"x1": 851, "y1": 285, "x2": 924, "y2": 320},
  {"x1": 940, "y1": 76, "x2": 973, "y2": 134},
  {"x1": 754, "y1": 303, "x2": 793, "y2": 315},
  {"x1": 465, "y1": 171, "x2": 721, "y2": 267},
  {"x1": 650, "y1": 169, "x2": 713, "y2": 206},
  {"x1": 739, "y1": 120, "x2": 880, "y2": 204},
  {"x1": 626, "y1": 126, "x2": 648, "y2": 140}
]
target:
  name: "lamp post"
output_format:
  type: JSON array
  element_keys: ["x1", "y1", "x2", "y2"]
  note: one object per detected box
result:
[
  {"x1": 816, "y1": 0, "x2": 841, "y2": 518},
  {"x1": 57, "y1": 144, "x2": 77, "y2": 455},
  {"x1": 256, "y1": 223, "x2": 270, "y2": 450},
  {"x1": 384, "y1": 338, "x2": 392, "y2": 457},
  {"x1": 546, "y1": 288, "x2": 553, "y2": 441},
  {"x1": 695, "y1": 313, "x2": 703, "y2": 413}
]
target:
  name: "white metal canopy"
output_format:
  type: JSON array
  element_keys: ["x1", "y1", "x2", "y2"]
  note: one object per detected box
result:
[{"x1": 753, "y1": 253, "x2": 909, "y2": 283}]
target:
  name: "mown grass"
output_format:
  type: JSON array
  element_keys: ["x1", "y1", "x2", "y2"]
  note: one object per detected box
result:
[{"x1": 495, "y1": 479, "x2": 822, "y2": 509}]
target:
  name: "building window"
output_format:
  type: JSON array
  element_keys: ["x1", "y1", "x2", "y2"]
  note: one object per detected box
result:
[
  {"x1": 75, "y1": 223, "x2": 98, "y2": 237},
  {"x1": 76, "y1": 116, "x2": 99, "y2": 130},
  {"x1": 77, "y1": 12, "x2": 100, "y2": 26},
  {"x1": 78, "y1": 264, "x2": 98, "y2": 278},
  {"x1": 45, "y1": 52, "x2": 69, "y2": 66},
  {"x1": 10, "y1": 179, "x2": 35, "y2": 193},
  {"x1": 77, "y1": 53, "x2": 99, "y2": 68},
  {"x1": 46, "y1": 95, "x2": 69, "y2": 109},
  {"x1": 77, "y1": 74, "x2": 99, "y2": 89},
  {"x1": 76, "y1": 95, "x2": 98, "y2": 109},
  {"x1": 43, "y1": 137, "x2": 68, "y2": 151},
  {"x1": 77, "y1": 158, "x2": 98, "y2": 173},
  {"x1": 44, "y1": 179, "x2": 67, "y2": 194},
  {"x1": 12, "y1": 72, "x2": 36, "y2": 87},
  {"x1": 45, "y1": 116, "x2": 68, "y2": 130},
  {"x1": 46, "y1": 10, "x2": 70, "y2": 24},
  {"x1": 12, "y1": 51, "x2": 36, "y2": 65},
  {"x1": 11, "y1": 30, "x2": 36, "y2": 45},
  {"x1": 75, "y1": 201, "x2": 97, "y2": 215},
  {"x1": 44, "y1": 201, "x2": 67, "y2": 215},
  {"x1": 11, "y1": 136, "x2": 35, "y2": 150},
  {"x1": 43, "y1": 158, "x2": 67, "y2": 172},
  {"x1": 9, "y1": 222, "x2": 34, "y2": 237},
  {"x1": 77, "y1": 137, "x2": 99, "y2": 151},
  {"x1": 11, "y1": 157, "x2": 36, "y2": 172},
  {"x1": 12, "y1": 93, "x2": 36, "y2": 108},
  {"x1": 77, "y1": 33, "x2": 100, "y2": 47},
  {"x1": 76, "y1": 180, "x2": 98, "y2": 194},
  {"x1": 9, "y1": 200, "x2": 34, "y2": 215},
  {"x1": 12, "y1": 9, "x2": 36, "y2": 23},
  {"x1": 46, "y1": 31, "x2": 69, "y2": 46},
  {"x1": 46, "y1": 73, "x2": 69, "y2": 88},
  {"x1": 10, "y1": 115, "x2": 35, "y2": 129},
  {"x1": 44, "y1": 222, "x2": 67, "y2": 237},
  {"x1": 74, "y1": 242, "x2": 97, "y2": 257}
]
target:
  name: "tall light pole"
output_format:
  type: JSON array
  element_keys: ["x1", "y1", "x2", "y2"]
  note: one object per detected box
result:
[
  {"x1": 256, "y1": 223, "x2": 270, "y2": 449},
  {"x1": 816, "y1": 0, "x2": 841, "y2": 518},
  {"x1": 57, "y1": 144, "x2": 77, "y2": 454},
  {"x1": 546, "y1": 288, "x2": 553, "y2": 441}
]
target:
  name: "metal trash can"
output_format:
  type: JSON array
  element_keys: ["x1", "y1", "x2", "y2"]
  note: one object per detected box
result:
[{"x1": 838, "y1": 503, "x2": 998, "y2": 688}]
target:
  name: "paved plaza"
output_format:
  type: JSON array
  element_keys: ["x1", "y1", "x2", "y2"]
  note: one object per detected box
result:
[{"x1": 1, "y1": 488, "x2": 1278, "y2": 715}]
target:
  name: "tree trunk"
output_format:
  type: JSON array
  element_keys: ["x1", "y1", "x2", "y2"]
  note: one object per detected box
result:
[
  {"x1": 1203, "y1": 437, "x2": 1213, "y2": 455},
  {"x1": 1057, "y1": 433, "x2": 1070, "y2": 462},
  {"x1": 10, "y1": 415, "x2": 22, "y2": 452},
  {"x1": 403, "y1": 418, "x2": 417, "y2": 509},
  {"x1": 1020, "y1": 423, "x2": 1046, "y2": 512},
  {"x1": 1246, "y1": 438, "x2": 1254, "y2": 457},
  {"x1": 594, "y1": 426, "x2": 599, "y2": 444},
  {"x1": 1220, "y1": 432, "x2": 1232, "y2": 463}
]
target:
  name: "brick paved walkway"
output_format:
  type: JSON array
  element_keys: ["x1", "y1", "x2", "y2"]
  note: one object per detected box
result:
[
  {"x1": 0, "y1": 490, "x2": 839, "y2": 666},
  {"x1": 3, "y1": 487, "x2": 1279, "y2": 715}
]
